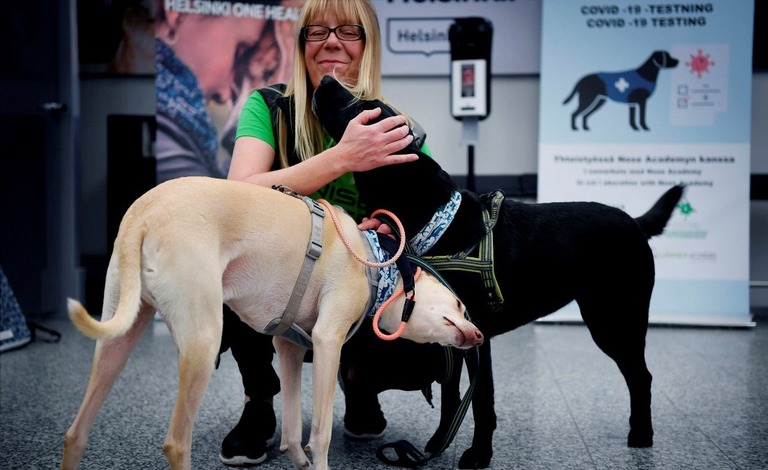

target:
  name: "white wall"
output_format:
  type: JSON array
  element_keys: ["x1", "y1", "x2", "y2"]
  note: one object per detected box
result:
[
  {"x1": 77, "y1": 72, "x2": 768, "y2": 306},
  {"x1": 382, "y1": 76, "x2": 540, "y2": 175}
]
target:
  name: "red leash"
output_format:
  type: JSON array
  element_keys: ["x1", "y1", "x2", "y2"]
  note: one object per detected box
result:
[
  {"x1": 317, "y1": 200, "x2": 419, "y2": 340},
  {"x1": 371, "y1": 267, "x2": 422, "y2": 340}
]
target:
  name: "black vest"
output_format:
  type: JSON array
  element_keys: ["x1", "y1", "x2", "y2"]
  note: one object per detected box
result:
[{"x1": 257, "y1": 84, "x2": 300, "y2": 171}]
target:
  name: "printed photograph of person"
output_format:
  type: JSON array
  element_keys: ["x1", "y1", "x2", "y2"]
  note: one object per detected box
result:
[
  {"x1": 107, "y1": 0, "x2": 156, "y2": 75},
  {"x1": 217, "y1": 0, "x2": 305, "y2": 162},
  {"x1": 79, "y1": 0, "x2": 156, "y2": 76},
  {"x1": 154, "y1": 0, "x2": 303, "y2": 183}
]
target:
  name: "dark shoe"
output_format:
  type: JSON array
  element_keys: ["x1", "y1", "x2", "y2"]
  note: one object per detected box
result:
[
  {"x1": 219, "y1": 400, "x2": 276, "y2": 466},
  {"x1": 343, "y1": 409, "x2": 387, "y2": 440}
]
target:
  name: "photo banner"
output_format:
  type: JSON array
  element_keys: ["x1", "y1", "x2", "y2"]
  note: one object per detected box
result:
[
  {"x1": 538, "y1": 0, "x2": 754, "y2": 326},
  {"x1": 155, "y1": 1, "x2": 304, "y2": 183}
]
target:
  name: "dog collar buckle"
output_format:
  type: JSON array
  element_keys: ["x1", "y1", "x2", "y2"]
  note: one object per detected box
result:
[
  {"x1": 272, "y1": 184, "x2": 297, "y2": 197},
  {"x1": 306, "y1": 199, "x2": 325, "y2": 260},
  {"x1": 272, "y1": 185, "x2": 325, "y2": 260}
]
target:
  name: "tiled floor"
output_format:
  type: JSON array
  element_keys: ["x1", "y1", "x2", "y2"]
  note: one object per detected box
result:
[{"x1": 2, "y1": 314, "x2": 767, "y2": 469}]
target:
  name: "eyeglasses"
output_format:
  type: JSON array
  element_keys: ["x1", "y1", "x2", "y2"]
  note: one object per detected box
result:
[{"x1": 301, "y1": 24, "x2": 365, "y2": 42}]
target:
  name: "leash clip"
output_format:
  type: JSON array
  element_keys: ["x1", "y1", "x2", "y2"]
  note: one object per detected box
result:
[
  {"x1": 272, "y1": 184, "x2": 297, "y2": 197},
  {"x1": 401, "y1": 296, "x2": 415, "y2": 323},
  {"x1": 375, "y1": 440, "x2": 428, "y2": 468}
]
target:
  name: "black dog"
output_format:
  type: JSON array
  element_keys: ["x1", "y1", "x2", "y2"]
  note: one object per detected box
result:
[
  {"x1": 563, "y1": 50, "x2": 678, "y2": 131},
  {"x1": 314, "y1": 76, "x2": 684, "y2": 469}
]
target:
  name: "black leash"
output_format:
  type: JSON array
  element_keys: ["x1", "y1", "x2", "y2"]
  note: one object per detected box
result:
[{"x1": 373, "y1": 251, "x2": 480, "y2": 468}]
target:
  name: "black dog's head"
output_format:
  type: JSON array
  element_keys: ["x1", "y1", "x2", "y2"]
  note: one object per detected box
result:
[
  {"x1": 310, "y1": 75, "x2": 458, "y2": 236},
  {"x1": 651, "y1": 50, "x2": 679, "y2": 69},
  {"x1": 312, "y1": 75, "x2": 414, "y2": 144}
]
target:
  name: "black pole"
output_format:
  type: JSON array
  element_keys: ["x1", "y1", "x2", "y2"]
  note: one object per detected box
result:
[{"x1": 467, "y1": 144, "x2": 476, "y2": 192}]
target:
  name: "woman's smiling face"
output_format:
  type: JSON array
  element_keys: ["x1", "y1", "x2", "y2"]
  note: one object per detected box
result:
[{"x1": 303, "y1": 12, "x2": 365, "y2": 89}]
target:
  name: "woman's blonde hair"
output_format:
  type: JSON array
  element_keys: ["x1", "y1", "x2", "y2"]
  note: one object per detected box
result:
[{"x1": 276, "y1": 0, "x2": 384, "y2": 167}]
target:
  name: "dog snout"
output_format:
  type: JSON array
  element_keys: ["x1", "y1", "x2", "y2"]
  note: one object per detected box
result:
[
  {"x1": 663, "y1": 52, "x2": 679, "y2": 68},
  {"x1": 456, "y1": 323, "x2": 485, "y2": 348},
  {"x1": 470, "y1": 328, "x2": 484, "y2": 347},
  {"x1": 667, "y1": 55, "x2": 679, "y2": 68}
]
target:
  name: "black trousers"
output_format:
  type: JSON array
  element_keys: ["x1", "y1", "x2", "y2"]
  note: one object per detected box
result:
[{"x1": 219, "y1": 305, "x2": 280, "y2": 400}]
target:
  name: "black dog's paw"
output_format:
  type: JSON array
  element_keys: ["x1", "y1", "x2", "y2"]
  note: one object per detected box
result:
[
  {"x1": 458, "y1": 445, "x2": 492, "y2": 469},
  {"x1": 627, "y1": 415, "x2": 653, "y2": 447},
  {"x1": 627, "y1": 429, "x2": 654, "y2": 448}
]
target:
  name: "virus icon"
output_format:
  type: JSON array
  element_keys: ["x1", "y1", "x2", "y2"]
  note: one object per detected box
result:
[
  {"x1": 677, "y1": 199, "x2": 695, "y2": 218},
  {"x1": 685, "y1": 49, "x2": 714, "y2": 78}
]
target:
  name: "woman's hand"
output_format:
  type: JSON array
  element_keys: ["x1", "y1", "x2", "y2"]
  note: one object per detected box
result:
[
  {"x1": 335, "y1": 107, "x2": 419, "y2": 172},
  {"x1": 228, "y1": 105, "x2": 421, "y2": 196},
  {"x1": 359, "y1": 217, "x2": 395, "y2": 239}
]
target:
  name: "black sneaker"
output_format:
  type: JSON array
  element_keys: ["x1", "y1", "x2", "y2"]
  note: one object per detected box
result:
[{"x1": 219, "y1": 400, "x2": 276, "y2": 466}]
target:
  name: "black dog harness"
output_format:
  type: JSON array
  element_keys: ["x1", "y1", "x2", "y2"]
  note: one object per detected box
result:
[
  {"x1": 421, "y1": 189, "x2": 506, "y2": 312},
  {"x1": 385, "y1": 189, "x2": 504, "y2": 314}
]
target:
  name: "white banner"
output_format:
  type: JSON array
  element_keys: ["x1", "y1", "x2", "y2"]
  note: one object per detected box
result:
[
  {"x1": 373, "y1": 0, "x2": 541, "y2": 76},
  {"x1": 538, "y1": 0, "x2": 754, "y2": 326}
]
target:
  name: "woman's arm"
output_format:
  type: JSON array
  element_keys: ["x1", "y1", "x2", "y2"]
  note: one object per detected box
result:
[
  {"x1": 227, "y1": 135, "x2": 344, "y2": 194},
  {"x1": 227, "y1": 107, "x2": 417, "y2": 193}
]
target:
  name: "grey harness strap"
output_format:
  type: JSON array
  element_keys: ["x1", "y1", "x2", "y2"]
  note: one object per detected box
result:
[
  {"x1": 278, "y1": 228, "x2": 380, "y2": 350},
  {"x1": 264, "y1": 187, "x2": 325, "y2": 336}
]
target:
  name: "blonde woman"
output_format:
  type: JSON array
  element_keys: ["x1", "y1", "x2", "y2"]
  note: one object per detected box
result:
[{"x1": 219, "y1": 0, "x2": 432, "y2": 466}]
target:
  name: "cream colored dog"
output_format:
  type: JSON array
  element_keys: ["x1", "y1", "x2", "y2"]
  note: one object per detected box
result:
[{"x1": 61, "y1": 176, "x2": 483, "y2": 470}]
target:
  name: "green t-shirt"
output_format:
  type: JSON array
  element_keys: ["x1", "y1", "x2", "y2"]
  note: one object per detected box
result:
[{"x1": 236, "y1": 90, "x2": 431, "y2": 222}]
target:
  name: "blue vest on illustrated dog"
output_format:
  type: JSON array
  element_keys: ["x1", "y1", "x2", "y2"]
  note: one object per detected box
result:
[{"x1": 598, "y1": 70, "x2": 656, "y2": 102}]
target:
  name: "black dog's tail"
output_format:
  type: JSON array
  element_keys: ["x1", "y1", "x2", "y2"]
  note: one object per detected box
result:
[
  {"x1": 563, "y1": 87, "x2": 577, "y2": 105},
  {"x1": 634, "y1": 185, "x2": 684, "y2": 238}
]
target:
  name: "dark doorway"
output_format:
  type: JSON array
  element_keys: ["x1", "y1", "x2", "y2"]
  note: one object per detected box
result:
[{"x1": 0, "y1": 0, "x2": 82, "y2": 318}]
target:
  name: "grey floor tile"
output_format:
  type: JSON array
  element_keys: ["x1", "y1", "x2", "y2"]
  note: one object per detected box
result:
[{"x1": 2, "y1": 317, "x2": 767, "y2": 469}]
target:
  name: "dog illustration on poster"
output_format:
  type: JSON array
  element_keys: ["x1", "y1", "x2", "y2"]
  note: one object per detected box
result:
[{"x1": 564, "y1": 50, "x2": 678, "y2": 131}]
